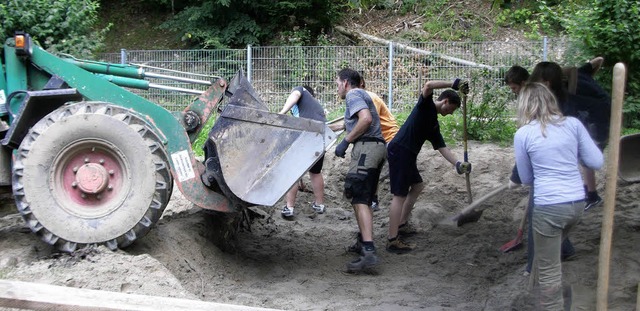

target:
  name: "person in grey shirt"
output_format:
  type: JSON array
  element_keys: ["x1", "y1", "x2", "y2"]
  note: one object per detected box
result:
[{"x1": 334, "y1": 68, "x2": 386, "y2": 272}]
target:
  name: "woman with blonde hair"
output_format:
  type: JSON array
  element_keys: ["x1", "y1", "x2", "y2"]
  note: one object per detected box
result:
[{"x1": 514, "y1": 82, "x2": 603, "y2": 310}]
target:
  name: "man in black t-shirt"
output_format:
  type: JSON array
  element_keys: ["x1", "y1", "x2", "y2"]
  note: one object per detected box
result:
[{"x1": 386, "y1": 78, "x2": 471, "y2": 253}]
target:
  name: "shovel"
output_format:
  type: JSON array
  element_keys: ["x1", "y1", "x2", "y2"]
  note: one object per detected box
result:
[
  {"x1": 455, "y1": 91, "x2": 482, "y2": 226},
  {"x1": 499, "y1": 203, "x2": 529, "y2": 252},
  {"x1": 450, "y1": 184, "x2": 508, "y2": 225}
]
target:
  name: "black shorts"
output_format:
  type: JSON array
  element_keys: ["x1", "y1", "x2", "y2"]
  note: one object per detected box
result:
[
  {"x1": 309, "y1": 155, "x2": 324, "y2": 174},
  {"x1": 387, "y1": 142, "x2": 422, "y2": 196}
]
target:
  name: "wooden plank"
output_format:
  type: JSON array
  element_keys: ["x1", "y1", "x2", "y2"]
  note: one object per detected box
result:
[{"x1": 0, "y1": 280, "x2": 282, "y2": 311}]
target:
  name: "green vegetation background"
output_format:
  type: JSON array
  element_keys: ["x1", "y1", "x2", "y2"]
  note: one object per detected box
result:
[{"x1": 2, "y1": 0, "x2": 638, "y2": 149}]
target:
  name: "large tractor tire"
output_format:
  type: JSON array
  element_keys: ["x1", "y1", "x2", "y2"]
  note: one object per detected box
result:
[{"x1": 12, "y1": 102, "x2": 173, "y2": 252}]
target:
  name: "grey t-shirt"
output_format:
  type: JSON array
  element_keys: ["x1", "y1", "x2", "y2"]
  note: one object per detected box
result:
[
  {"x1": 292, "y1": 86, "x2": 326, "y2": 123},
  {"x1": 343, "y1": 88, "x2": 384, "y2": 141}
]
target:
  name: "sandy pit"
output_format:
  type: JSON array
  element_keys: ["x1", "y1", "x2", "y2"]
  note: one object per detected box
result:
[{"x1": 1, "y1": 142, "x2": 638, "y2": 310}]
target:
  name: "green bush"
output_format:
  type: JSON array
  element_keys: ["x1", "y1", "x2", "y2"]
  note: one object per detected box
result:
[
  {"x1": 461, "y1": 70, "x2": 517, "y2": 144},
  {"x1": 156, "y1": 0, "x2": 341, "y2": 48},
  {"x1": 494, "y1": 0, "x2": 572, "y2": 40},
  {"x1": 566, "y1": 0, "x2": 640, "y2": 131},
  {"x1": 0, "y1": 0, "x2": 110, "y2": 57}
]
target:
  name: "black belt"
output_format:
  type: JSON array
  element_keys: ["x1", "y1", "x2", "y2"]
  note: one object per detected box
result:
[{"x1": 356, "y1": 137, "x2": 385, "y2": 144}]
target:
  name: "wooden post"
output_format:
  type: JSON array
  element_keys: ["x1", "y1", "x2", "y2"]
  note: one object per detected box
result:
[
  {"x1": 636, "y1": 283, "x2": 640, "y2": 311},
  {"x1": 596, "y1": 63, "x2": 627, "y2": 311}
]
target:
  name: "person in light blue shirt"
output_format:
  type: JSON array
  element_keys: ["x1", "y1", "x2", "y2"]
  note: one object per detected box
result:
[{"x1": 514, "y1": 82, "x2": 603, "y2": 310}]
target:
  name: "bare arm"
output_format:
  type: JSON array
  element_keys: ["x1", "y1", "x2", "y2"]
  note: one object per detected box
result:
[
  {"x1": 279, "y1": 90, "x2": 302, "y2": 114},
  {"x1": 345, "y1": 109, "x2": 372, "y2": 142},
  {"x1": 422, "y1": 80, "x2": 458, "y2": 97},
  {"x1": 437, "y1": 146, "x2": 460, "y2": 166},
  {"x1": 327, "y1": 120, "x2": 345, "y2": 132}
]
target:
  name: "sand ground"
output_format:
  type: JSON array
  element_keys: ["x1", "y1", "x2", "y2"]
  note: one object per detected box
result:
[{"x1": 1, "y1": 142, "x2": 639, "y2": 310}]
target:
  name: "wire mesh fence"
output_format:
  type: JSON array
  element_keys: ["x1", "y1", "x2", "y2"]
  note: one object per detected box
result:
[{"x1": 98, "y1": 37, "x2": 573, "y2": 114}]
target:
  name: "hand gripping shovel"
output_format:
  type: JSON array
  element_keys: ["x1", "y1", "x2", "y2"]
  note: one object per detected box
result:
[{"x1": 499, "y1": 203, "x2": 529, "y2": 252}]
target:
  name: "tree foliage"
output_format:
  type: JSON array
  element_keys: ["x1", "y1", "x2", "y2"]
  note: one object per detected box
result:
[
  {"x1": 0, "y1": 0, "x2": 110, "y2": 57},
  {"x1": 155, "y1": 0, "x2": 342, "y2": 48},
  {"x1": 565, "y1": 0, "x2": 640, "y2": 130},
  {"x1": 495, "y1": 0, "x2": 640, "y2": 131}
]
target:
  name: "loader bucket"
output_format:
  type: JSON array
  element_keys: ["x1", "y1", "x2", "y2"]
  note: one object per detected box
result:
[
  {"x1": 619, "y1": 133, "x2": 640, "y2": 183},
  {"x1": 206, "y1": 72, "x2": 338, "y2": 206}
]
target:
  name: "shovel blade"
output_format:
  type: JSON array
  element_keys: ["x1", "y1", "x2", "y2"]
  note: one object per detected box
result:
[
  {"x1": 455, "y1": 209, "x2": 484, "y2": 227},
  {"x1": 499, "y1": 229, "x2": 524, "y2": 253}
]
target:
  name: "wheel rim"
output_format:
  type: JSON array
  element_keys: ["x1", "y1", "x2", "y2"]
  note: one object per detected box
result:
[
  {"x1": 13, "y1": 102, "x2": 173, "y2": 251},
  {"x1": 53, "y1": 139, "x2": 130, "y2": 218}
]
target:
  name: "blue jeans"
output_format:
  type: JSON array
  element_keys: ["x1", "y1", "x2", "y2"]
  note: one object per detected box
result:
[{"x1": 531, "y1": 200, "x2": 584, "y2": 310}]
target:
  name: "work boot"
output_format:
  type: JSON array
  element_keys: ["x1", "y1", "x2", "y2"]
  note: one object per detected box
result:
[
  {"x1": 346, "y1": 248, "x2": 379, "y2": 272},
  {"x1": 386, "y1": 237, "x2": 415, "y2": 254},
  {"x1": 398, "y1": 222, "x2": 417, "y2": 237}
]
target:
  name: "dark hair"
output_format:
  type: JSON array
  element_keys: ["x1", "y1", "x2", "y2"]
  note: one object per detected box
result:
[
  {"x1": 437, "y1": 89, "x2": 461, "y2": 106},
  {"x1": 337, "y1": 68, "x2": 362, "y2": 88},
  {"x1": 529, "y1": 61, "x2": 566, "y2": 102},
  {"x1": 504, "y1": 65, "x2": 530, "y2": 85},
  {"x1": 302, "y1": 85, "x2": 315, "y2": 97}
]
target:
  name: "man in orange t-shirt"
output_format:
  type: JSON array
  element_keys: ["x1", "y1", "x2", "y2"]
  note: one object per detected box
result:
[{"x1": 360, "y1": 79, "x2": 398, "y2": 211}]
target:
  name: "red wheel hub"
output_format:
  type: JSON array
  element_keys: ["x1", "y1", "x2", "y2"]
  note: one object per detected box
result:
[
  {"x1": 58, "y1": 146, "x2": 124, "y2": 208},
  {"x1": 75, "y1": 163, "x2": 109, "y2": 194}
]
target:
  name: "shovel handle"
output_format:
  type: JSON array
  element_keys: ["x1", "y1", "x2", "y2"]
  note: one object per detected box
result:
[
  {"x1": 454, "y1": 183, "x2": 508, "y2": 220},
  {"x1": 462, "y1": 93, "x2": 473, "y2": 204}
]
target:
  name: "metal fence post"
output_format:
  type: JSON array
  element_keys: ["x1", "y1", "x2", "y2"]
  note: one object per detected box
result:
[
  {"x1": 247, "y1": 45, "x2": 252, "y2": 82},
  {"x1": 120, "y1": 49, "x2": 127, "y2": 64},
  {"x1": 388, "y1": 42, "x2": 394, "y2": 110},
  {"x1": 543, "y1": 36, "x2": 548, "y2": 61}
]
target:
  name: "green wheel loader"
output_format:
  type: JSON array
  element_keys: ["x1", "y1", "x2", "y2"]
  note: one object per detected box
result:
[{"x1": 0, "y1": 32, "x2": 338, "y2": 252}]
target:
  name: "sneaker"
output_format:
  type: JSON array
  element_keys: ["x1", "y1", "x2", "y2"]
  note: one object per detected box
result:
[
  {"x1": 281, "y1": 206, "x2": 294, "y2": 218},
  {"x1": 371, "y1": 195, "x2": 380, "y2": 211},
  {"x1": 346, "y1": 249, "x2": 379, "y2": 272},
  {"x1": 386, "y1": 237, "x2": 415, "y2": 254},
  {"x1": 371, "y1": 200, "x2": 379, "y2": 212},
  {"x1": 398, "y1": 223, "x2": 418, "y2": 237},
  {"x1": 584, "y1": 195, "x2": 602, "y2": 211},
  {"x1": 311, "y1": 202, "x2": 325, "y2": 214}
]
